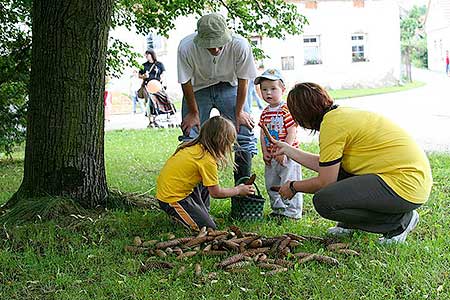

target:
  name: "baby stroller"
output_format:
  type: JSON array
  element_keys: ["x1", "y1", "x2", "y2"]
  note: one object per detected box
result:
[{"x1": 144, "y1": 80, "x2": 178, "y2": 128}]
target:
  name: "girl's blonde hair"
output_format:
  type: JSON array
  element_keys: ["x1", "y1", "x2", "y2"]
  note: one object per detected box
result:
[{"x1": 175, "y1": 116, "x2": 236, "y2": 169}]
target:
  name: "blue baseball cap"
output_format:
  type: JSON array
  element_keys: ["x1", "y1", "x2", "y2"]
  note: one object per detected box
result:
[{"x1": 254, "y1": 68, "x2": 285, "y2": 86}]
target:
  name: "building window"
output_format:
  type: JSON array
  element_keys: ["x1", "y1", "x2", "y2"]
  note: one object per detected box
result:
[
  {"x1": 351, "y1": 34, "x2": 368, "y2": 62},
  {"x1": 281, "y1": 56, "x2": 295, "y2": 70},
  {"x1": 303, "y1": 35, "x2": 322, "y2": 65},
  {"x1": 146, "y1": 32, "x2": 164, "y2": 51}
]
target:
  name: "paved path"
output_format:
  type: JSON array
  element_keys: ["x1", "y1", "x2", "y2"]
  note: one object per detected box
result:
[
  {"x1": 336, "y1": 68, "x2": 450, "y2": 152},
  {"x1": 106, "y1": 68, "x2": 450, "y2": 152}
]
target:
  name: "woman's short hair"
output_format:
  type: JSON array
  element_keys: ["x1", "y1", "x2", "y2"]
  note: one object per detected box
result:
[{"x1": 287, "y1": 82, "x2": 334, "y2": 131}]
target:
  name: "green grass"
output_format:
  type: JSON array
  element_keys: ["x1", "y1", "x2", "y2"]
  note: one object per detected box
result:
[
  {"x1": 328, "y1": 81, "x2": 426, "y2": 100},
  {"x1": 1, "y1": 129, "x2": 449, "y2": 299},
  {"x1": 173, "y1": 99, "x2": 182, "y2": 111}
]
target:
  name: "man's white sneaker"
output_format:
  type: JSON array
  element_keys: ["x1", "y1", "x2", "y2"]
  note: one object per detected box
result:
[
  {"x1": 378, "y1": 210, "x2": 419, "y2": 244},
  {"x1": 327, "y1": 226, "x2": 355, "y2": 237}
]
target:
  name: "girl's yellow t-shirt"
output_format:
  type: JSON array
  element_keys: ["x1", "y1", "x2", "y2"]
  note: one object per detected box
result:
[
  {"x1": 156, "y1": 144, "x2": 219, "y2": 203},
  {"x1": 319, "y1": 107, "x2": 432, "y2": 204}
]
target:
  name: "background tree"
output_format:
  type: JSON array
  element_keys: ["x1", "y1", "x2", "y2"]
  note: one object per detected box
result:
[
  {"x1": 0, "y1": 0, "x2": 31, "y2": 157},
  {"x1": 400, "y1": 5, "x2": 427, "y2": 82},
  {"x1": 4, "y1": 0, "x2": 307, "y2": 212}
]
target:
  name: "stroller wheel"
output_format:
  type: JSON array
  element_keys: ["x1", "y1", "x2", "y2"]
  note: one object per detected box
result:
[{"x1": 147, "y1": 121, "x2": 161, "y2": 129}]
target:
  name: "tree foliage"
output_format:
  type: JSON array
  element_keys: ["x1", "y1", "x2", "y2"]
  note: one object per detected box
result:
[
  {"x1": 115, "y1": 0, "x2": 306, "y2": 37},
  {"x1": 111, "y1": 0, "x2": 307, "y2": 67},
  {"x1": 400, "y1": 5, "x2": 427, "y2": 81},
  {"x1": 1, "y1": 0, "x2": 307, "y2": 156},
  {"x1": 0, "y1": 0, "x2": 31, "y2": 156}
]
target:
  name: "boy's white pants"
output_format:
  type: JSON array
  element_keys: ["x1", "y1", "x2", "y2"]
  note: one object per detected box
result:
[{"x1": 265, "y1": 157, "x2": 303, "y2": 219}]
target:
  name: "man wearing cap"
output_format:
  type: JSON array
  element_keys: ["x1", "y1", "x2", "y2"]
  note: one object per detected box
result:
[{"x1": 177, "y1": 13, "x2": 257, "y2": 183}]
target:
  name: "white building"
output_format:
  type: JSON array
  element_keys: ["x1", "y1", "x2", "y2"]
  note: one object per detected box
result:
[
  {"x1": 424, "y1": 0, "x2": 450, "y2": 73},
  {"x1": 261, "y1": 0, "x2": 401, "y2": 89},
  {"x1": 111, "y1": 0, "x2": 402, "y2": 104}
]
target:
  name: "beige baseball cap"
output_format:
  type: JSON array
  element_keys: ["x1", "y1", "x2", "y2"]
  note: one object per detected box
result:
[{"x1": 193, "y1": 13, "x2": 232, "y2": 48}]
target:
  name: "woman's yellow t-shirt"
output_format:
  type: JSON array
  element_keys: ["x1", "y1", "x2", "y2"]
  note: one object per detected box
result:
[
  {"x1": 156, "y1": 144, "x2": 219, "y2": 203},
  {"x1": 319, "y1": 107, "x2": 432, "y2": 204}
]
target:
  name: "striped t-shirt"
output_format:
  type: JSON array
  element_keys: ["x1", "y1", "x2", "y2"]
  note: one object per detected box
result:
[{"x1": 258, "y1": 103, "x2": 298, "y2": 150}]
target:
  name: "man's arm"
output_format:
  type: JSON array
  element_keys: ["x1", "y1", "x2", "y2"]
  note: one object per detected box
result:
[
  {"x1": 236, "y1": 78, "x2": 255, "y2": 130},
  {"x1": 180, "y1": 80, "x2": 200, "y2": 135}
]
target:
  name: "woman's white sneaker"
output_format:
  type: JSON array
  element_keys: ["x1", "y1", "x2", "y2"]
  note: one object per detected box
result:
[
  {"x1": 378, "y1": 210, "x2": 419, "y2": 244},
  {"x1": 327, "y1": 226, "x2": 355, "y2": 237}
]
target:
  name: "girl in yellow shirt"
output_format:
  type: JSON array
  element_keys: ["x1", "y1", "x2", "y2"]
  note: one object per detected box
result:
[{"x1": 156, "y1": 116, "x2": 255, "y2": 230}]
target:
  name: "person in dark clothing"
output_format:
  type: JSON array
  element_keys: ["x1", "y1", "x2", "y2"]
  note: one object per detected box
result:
[
  {"x1": 138, "y1": 49, "x2": 167, "y2": 127},
  {"x1": 139, "y1": 48, "x2": 166, "y2": 85}
]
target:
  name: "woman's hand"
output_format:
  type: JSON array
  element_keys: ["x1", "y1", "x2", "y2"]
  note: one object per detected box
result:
[
  {"x1": 236, "y1": 184, "x2": 256, "y2": 196},
  {"x1": 278, "y1": 181, "x2": 295, "y2": 200},
  {"x1": 271, "y1": 140, "x2": 291, "y2": 157}
]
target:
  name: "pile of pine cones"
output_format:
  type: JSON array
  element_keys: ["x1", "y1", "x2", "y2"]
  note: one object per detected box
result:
[{"x1": 125, "y1": 225, "x2": 360, "y2": 277}]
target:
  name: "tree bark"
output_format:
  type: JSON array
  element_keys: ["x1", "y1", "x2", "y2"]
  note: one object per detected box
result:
[
  {"x1": 10, "y1": 0, "x2": 114, "y2": 208},
  {"x1": 403, "y1": 48, "x2": 412, "y2": 83}
]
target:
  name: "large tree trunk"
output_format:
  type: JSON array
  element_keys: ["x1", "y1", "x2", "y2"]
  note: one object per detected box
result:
[{"x1": 10, "y1": 0, "x2": 114, "y2": 208}]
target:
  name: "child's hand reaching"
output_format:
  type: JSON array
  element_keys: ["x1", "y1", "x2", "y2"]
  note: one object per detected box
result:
[{"x1": 236, "y1": 184, "x2": 256, "y2": 197}]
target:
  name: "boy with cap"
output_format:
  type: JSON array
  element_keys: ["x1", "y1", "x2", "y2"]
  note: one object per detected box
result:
[
  {"x1": 177, "y1": 13, "x2": 257, "y2": 183},
  {"x1": 256, "y1": 69, "x2": 303, "y2": 219}
]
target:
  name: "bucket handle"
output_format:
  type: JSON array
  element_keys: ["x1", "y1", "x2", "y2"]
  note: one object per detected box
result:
[{"x1": 236, "y1": 175, "x2": 262, "y2": 197}]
